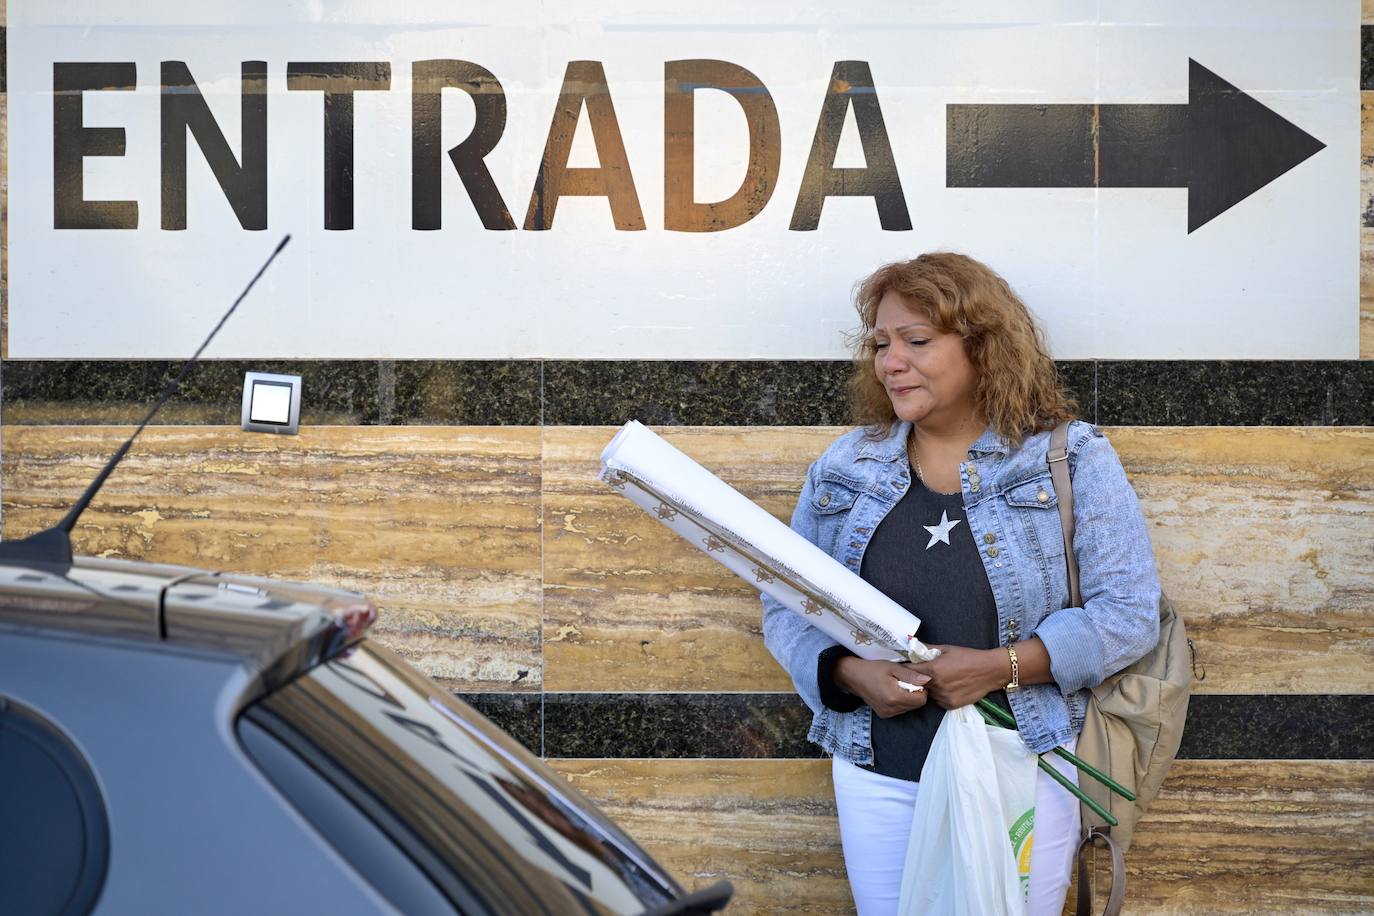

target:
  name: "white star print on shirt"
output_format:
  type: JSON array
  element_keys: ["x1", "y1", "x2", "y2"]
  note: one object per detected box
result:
[{"x1": 923, "y1": 510, "x2": 962, "y2": 549}]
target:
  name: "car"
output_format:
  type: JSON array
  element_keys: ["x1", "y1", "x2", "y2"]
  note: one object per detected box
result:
[
  {"x1": 0, "y1": 555, "x2": 733, "y2": 914},
  {"x1": 1, "y1": 238, "x2": 732, "y2": 914}
]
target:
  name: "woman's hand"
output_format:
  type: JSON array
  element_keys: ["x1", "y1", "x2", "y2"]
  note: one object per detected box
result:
[
  {"x1": 833, "y1": 657, "x2": 931, "y2": 718},
  {"x1": 907, "y1": 645, "x2": 1010, "y2": 710}
]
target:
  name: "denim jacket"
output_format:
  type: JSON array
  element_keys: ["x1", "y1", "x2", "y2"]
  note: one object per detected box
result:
[{"x1": 761, "y1": 419, "x2": 1160, "y2": 759}]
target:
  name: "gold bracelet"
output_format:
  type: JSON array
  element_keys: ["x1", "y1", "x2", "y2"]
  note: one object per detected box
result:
[{"x1": 1005, "y1": 645, "x2": 1020, "y2": 691}]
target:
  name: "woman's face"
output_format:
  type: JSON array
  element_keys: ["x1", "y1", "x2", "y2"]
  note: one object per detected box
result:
[{"x1": 872, "y1": 289, "x2": 979, "y2": 427}]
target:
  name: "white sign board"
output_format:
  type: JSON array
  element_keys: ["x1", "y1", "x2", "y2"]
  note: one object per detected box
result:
[{"x1": 6, "y1": 0, "x2": 1358, "y2": 359}]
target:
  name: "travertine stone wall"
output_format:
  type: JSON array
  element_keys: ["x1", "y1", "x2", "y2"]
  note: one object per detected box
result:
[
  {"x1": 4, "y1": 422, "x2": 1371, "y2": 912},
  {"x1": 2, "y1": 8, "x2": 1372, "y2": 914}
]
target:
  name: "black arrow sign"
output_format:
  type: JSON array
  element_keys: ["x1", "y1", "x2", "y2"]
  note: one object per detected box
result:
[{"x1": 946, "y1": 59, "x2": 1326, "y2": 232}]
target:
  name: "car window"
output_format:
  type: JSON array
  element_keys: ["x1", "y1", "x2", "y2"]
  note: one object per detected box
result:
[
  {"x1": 0, "y1": 697, "x2": 110, "y2": 915},
  {"x1": 237, "y1": 643, "x2": 678, "y2": 916},
  {"x1": 238, "y1": 715, "x2": 463, "y2": 915}
]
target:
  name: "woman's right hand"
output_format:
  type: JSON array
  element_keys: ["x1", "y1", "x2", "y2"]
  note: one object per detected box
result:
[{"x1": 833, "y1": 657, "x2": 931, "y2": 718}]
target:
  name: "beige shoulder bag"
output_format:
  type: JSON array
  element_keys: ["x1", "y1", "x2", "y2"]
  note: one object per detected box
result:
[{"x1": 1048, "y1": 422, "x2": 1194, "y2": 916}]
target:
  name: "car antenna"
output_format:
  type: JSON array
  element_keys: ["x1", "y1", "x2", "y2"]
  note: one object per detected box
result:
[{"x1": 0, "y1": 234, "x2": 292, "y2": 569}]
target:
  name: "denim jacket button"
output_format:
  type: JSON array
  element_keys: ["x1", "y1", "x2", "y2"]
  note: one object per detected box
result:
[
  {"x1": 987, "y1": 546, "x2": 1000, "y2": 558},
  {"x1": 983, "y1": 532, "x2": 997, "y2": 544},
  {"x1": 1037, "y1": 490, "x2": 1049, "y2": 503},
  {"x1": 818, "y1": 494, "x2": 831, "y2": 507}
]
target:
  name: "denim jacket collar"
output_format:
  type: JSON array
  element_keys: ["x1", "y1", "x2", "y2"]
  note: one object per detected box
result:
[{"x1": 854, "y1": 420, "x2": 1012, "y2": 463}]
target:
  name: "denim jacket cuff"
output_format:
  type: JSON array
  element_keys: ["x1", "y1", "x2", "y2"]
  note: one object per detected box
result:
[
  {"x1": 1035, "y1": 608, "x2": 1107, "y2": 695},
  {"x1": 817, "y1": 645, "x2": 862, "y2": 713}
]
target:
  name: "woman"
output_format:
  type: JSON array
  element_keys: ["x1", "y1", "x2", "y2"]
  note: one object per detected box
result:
[{"x1": 761, "y1": 252, "x2": 1160, "y2": 916}]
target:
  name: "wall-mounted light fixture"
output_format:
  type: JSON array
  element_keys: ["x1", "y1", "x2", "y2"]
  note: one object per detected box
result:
[{"x1": 241, "y1": 372, "x2": 302, "y2": 435}]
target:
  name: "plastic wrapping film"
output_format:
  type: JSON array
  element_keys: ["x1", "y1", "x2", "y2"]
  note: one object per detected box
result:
[{"x1": 599, "y1": 421, "x2": 937, "y2": 662}]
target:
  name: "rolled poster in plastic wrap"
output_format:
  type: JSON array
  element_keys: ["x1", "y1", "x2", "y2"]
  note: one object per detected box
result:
[{"x1": 599, "y1": 421, "x2": 937, "y2": 662}]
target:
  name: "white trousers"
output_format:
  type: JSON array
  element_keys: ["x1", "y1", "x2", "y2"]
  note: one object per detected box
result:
[{"x1": 831, "y1": 737, "x2": 1080, "y2": 916}]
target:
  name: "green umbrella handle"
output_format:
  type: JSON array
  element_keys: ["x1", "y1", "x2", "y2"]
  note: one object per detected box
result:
[
  {"x1": 1036, "y1": 755, "x2": 1118, "y2": 827},
  {"x1": 972, "y1": 703, "x2": 1118, "y2": 826},
  {"x1": 974, "y1": 699, "x2": 1137, "y2": 802}
]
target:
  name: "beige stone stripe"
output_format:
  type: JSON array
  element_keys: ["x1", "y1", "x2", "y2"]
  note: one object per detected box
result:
[
  {"x1": 2, "y1": 425, "x2": 1370, "y2": 694},
  {"x1": 1363, "y1": 92, "x2": 1374, "y2": 358},
  {"x1": 0, "y1": 425, "x2": 544, "y2": 692},
  {"x1": 550, "y1": 757, "x2": 1374, "y2": 916},
  {"x1": 544, "y1": 426, "x2": 1374, "y2": 695}
]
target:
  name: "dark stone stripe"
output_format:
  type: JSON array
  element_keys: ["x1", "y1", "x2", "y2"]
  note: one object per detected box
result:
[
  {"x1": 1175, "y1": 694, "x2": 1374, "y2": 760},
  {"x1": 1364, "y1": 25, "x2": 1374, "y2": 91},
  {"x1": 543, "y1": 360, "x2": 1097, "y2": 426},
  {"x1": 4, "y1": 359, "x2": 1371, "y2": 426},
  {"x1": 543, "y1": 360, "x2": 855, "y2": 426},
  {"x1": 456, "y1": 692, "x2": 543, "y2": 756},
  {"x1": 503, "y1": 692, "x2": 1373, "y2": 760},
  {"x1": 0, "y1": 360, "x2": 540, "y2": 425},
  {"x1": 1096, "y1": 361, "x2": 1374, "y2": 426},
  {"x1": 1, "y1": 27, "x2": 6, "y2": 94},
  {"x1": 540, "y1": 692, "x2": 821, "y2": 759}
]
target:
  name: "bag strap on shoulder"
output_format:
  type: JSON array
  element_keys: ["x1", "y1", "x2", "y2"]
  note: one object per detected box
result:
[
  {"x1": 1052, "y1": 422, "x2": 1126, "y2": 916},
  {"x1": 1049, "y1": 422, "x2": 1081, "y2": 608}
]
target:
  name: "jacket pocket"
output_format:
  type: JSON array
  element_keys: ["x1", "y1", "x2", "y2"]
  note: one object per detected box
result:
[
  {"x1": 811, "y1": 479, "x2": 861, "y2": 557},
  {"x1": 1002, "y1": 475, "x2": 1066, "y2": 559},
  {"x1": 812, "y1": 480, "x2": 859, "y2": 515}
]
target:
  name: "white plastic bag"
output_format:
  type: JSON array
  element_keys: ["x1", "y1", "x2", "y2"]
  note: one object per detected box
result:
[{"x1": 897, "y1": 706, "x2": 1038, "y2": 916}]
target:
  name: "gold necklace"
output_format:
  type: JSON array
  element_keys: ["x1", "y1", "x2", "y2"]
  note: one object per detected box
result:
[
  {"x1": 908, "y1": 434, "x2": 961, "y2": 495},
  {"x1": 906, "y1": 436, "x2": 926, "y2": 482}
]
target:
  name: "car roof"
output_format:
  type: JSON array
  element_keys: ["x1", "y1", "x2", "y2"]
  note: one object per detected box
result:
[{"x1": 0, "y1": 555, "x2": 377, "y2": 691}]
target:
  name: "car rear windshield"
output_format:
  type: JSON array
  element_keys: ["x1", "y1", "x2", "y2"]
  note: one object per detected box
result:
[{"x1": 238, "y1": 641, "x2": 678, "y2": 916}]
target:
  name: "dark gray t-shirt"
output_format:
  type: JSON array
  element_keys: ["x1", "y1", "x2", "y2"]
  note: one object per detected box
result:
[{"x1": 819, "y1": 464, "x2": 1009, "y2": 782}]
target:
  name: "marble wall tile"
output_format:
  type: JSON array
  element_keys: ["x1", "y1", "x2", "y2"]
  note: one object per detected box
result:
[
  {"x1": 549, "y1": 759, "x2": 851, "y2": 916},
  {"x1": 1111, "y1": 427, "x2": 1374, "y2": 695},
  {"x1": 388, "y1": 361, "x2": 540, "y2": 425},
  {"x1": 1096, "y1": 362, "x2": 1374, "y2": 425},
  {"x1": 1, "y1": 425, "x2": 544, "y2": 691},
  {"x1": 550, "y1": 758, "x2": 1374, "y2": 915},
  {"x1": 1175, "y1": 695, "x2": 1373, "y2": 760},
  {"x1": 542, "y1": 693, "x2": 820, "y2": 759},
  {"x1": 542, "y1": 361, "x2": 855, "y2": 426},
  {"x1": 1362, "y1": 227, "x2": 1374, "y2": 358},
  {"x1": 1106, "y1": 760, "x2": 1374, "y2": 913},
  {"x1": 457, "y1": 691, "x2": 543, "y2": 754},
  {"x1": 1058, "y1": 360, "x2": 1096, "y2": 423},
  {"x1": 1363, "y1": 93, "x2": 1374, "y2": 226},
  {"x1": 544, "y1": 425, "x2": 1373, "y2": 696},
  {"x1": 1366, "y1": 25, "x2": 1374, "y2": 89},
  {"x1": 542, "y1": 426, "x2": 808, "y2": 693}
]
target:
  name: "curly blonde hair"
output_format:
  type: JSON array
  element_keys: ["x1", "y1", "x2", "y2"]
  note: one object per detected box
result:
[{"x1": 847, "y1": 252, "x2": 1078, "y2": 443}]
